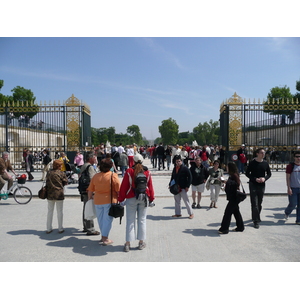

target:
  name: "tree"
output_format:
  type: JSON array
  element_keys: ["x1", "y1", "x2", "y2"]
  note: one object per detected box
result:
[
  {"x1": 0, "y1": 81, "x2": 39, "y2": 118},
  {"x1": 158, "y1": 118, "x2": 179, "y2": 145},
  {"x1": 127, "y1": 124, "x2": 143, "y2": 145},
  {"x1": 295, "y1": 79, "x2": 300, "y2": 100},
  {"x1": 263, "y1": 85, "x2": 294, "y2": 115},
  {"x1": 193, "y1": 120, "x2": 220, "y2": 145}
]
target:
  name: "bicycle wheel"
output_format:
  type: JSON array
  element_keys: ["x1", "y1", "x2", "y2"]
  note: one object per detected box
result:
[{"x1": 13, "y1": 186, "x2": 32, "y2": 204}]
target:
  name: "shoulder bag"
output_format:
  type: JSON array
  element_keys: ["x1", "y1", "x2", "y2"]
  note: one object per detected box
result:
[
  {"x1": 108, "y1": 172, "x2": 124, "y2": 224},
  {"x1": 236, "y1": 182, "x2": 247, "y2": 203},
  {"x1": 38, "y1": 180, "x2": 47, "y2": 199}
]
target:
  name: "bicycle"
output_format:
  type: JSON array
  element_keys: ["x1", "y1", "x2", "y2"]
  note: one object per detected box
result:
[{"x1": 0, "y1": 174, "x2": 33, "y2": 204}]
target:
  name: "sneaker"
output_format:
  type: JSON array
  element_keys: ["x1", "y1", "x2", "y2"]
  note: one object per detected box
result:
[
  {"x1": 284, "y1": 214, "x2": 289, "y2": 220},
  {"x1": 192, "y1": 203, "x2": 196, "y2": 208},
  {"x1": 124, "y1": 243, "x2": 130, "y2": 252},
  {"x1": 138, "y1": 242, "x2": 146, "y2": 250}
]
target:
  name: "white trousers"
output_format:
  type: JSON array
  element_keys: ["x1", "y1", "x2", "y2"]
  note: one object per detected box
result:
[
  {"x1": 47, "y1": 200, "x2": 64, "y2": 231},
  {"x1": 210, "y1": 184, "x2": 221, "y2": 202}
]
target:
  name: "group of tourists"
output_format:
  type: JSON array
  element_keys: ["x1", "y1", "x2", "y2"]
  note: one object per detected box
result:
[{"x1": 1, "y1": 140, "x2": 299, "y2": 252}]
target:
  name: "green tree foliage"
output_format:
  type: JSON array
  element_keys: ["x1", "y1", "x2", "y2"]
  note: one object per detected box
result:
[
  {"x1": 92, "y1": 127, "x2": 116, "y2": 145},
  {"x1": 295, "y1": 79, "x2": 300, "y2": 100},
  {"x1": 127, "y1": 124, "x2": 143, "y2": 145},
  {"x1": 158, "y1": 118, "x2": 179, "y2": 145},
  {"x1": 0, "y1": 81, "x2": 39, "y2": 118},
  {"x1": 193, "y1": 119, "x2": 220, "y2": 145},
  {"x1": 263, "y1": 85, "x2": 294, "y2": 115}
]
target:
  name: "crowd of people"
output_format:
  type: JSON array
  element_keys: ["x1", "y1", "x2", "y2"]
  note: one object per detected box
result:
[{"x1": 1, "y1": 141, "x2": 299, "y2": 253}]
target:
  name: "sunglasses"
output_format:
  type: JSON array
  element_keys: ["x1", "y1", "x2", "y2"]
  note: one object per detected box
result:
[{"x1": 295, "y1": 156, "x2": 300, "y2": 158}]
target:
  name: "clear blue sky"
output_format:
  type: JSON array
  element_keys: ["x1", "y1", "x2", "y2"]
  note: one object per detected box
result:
[{"x1": 1, "y1": 37, "x2": 300, "y2": 140}]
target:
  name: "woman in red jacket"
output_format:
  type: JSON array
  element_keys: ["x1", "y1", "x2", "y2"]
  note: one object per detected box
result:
[{"x1": 118, "y1": 154, "x2": 155, "y2": 252}]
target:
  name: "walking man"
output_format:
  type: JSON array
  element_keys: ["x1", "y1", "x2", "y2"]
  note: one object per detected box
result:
[
  {"x1": 79, "y1": 152, "x2": 100, "y2": 236},
  {"x1": 284, "y1": 151, "x2": 300, "y2": 224},
  {"x1": 190, "y1": 157, "x2": 209, "y2": 208},
  {"x1": 170, "y1": 155, "x2": 194, "y2": 219},
  {"x1": 246, "y1": 148, "x2": 271, "y2": 229}
]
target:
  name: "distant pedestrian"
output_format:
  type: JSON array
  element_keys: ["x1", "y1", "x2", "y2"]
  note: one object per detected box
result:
[
  {"x1": 246, "y1": 148, "x2": 271, "y2": 229},
  {"x1": 169, "y1": 155, "x2": 194, "y2": 219},
  {"x1": 237, "y1": 144, "x2": 247, "y2": 174},
  {"x1": 218, "y1": 162, "x2": 244, "y2": 234},
  {"x1": 119, "y1": 151, "x2": 128, "y2": 177},
  {"x1": 41, "y1": 149, "x2": 52, "y2": 181},
  {"x1": 74, "y1": 151, "x2": 84, "y2": 169},
  {"x1": 25, "y1": 150, "x2": 34, "y2": 181},
  {"x1": 284, "y1": 151, "x2": 300, "y2": 224}
]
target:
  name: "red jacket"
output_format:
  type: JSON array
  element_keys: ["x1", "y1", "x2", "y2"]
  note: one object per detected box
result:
[{"x1": 118, "y1": 166, "x2": 155, "y2": 202}]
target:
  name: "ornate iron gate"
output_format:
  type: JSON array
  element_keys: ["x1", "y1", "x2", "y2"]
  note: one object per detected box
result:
[
  {"x1": 220, "y1": 93, "x2": 300, "y2": 169},
  {"x1": 0, "y1": 94, "x2": 91, "y2": 169}
]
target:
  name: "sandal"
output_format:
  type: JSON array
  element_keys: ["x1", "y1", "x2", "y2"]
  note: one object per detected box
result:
[
  {"x1": 192, "y1": 203, "x2": 196, "y2": 208},
  {"x1": 102, "y1": 239, "x2": 113, "y2": 246}
]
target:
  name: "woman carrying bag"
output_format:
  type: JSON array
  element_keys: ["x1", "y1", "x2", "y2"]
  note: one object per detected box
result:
[
  {"x1": 87, "y1": 158, "x2": 120, "y2": 246},
  {"x1": 218, "y1": 162, "x2": 244, "y2": 234},
  {"x1": 207, "y1": 160, "x2": 224, "y2": 208},
  {"x1": 118, "y1": 154, "x2": 155, "y2": 252}
]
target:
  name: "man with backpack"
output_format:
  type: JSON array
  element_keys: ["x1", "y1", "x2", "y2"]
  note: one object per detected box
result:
[
  {"x1": 79, "y1": 152, "x2": 99, "y2": 235},
  {"x1": 284, "y1": 151, "x2": 300, "y2": 224}
]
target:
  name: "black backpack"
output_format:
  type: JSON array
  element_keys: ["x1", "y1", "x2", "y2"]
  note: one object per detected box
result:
[
  {"x1": 134, "y1": 172, "x2": 147, "y2": 200},
  {"x1": 78, "y1": 165, "x2": 92, "y2": 194}
]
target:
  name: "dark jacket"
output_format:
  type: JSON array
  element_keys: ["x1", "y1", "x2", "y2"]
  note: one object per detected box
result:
[
  {"x1": 190, "y1": 164, "x2": 209, "y2": 186},
  {"x1": 170, "y1": 165, "x2": 192, "y2": 189},
  {"x1": 225, "y1": 174, "x2": 240, "y2": 202}
]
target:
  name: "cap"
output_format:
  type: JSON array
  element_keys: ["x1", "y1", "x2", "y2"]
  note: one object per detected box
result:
[{"x1": 133, "y1": 153, "x2": 143, "y2": 163}]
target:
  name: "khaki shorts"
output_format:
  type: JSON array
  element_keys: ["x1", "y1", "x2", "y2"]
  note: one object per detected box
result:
[{"x1": 192, "y1": 183, "x2": 205, "y2": 193}]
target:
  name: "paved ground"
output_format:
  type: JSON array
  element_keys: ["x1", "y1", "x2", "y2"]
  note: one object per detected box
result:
[{"x1": 0, "y1": 158, "x2": 299, "y2": 262}]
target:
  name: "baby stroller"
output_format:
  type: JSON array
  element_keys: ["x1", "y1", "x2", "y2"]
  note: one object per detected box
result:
[{"x1": 65, "y1": 163, "x2": 79, "y2": 184}]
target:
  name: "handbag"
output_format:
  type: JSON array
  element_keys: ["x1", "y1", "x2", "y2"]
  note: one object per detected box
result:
[
  {"x1": 108, "y1": 172, "x2": 124, "y2": 224},
  {"x1": 169, "y1": 180, "x2": 180, "y2": 195},
  {"x1": 38, "y1": 175, "x2": 47, "y2": 199},
  {"x1": 236, "y1": 182, "x2": 247, "y2": 203},
  {"x1": 84, "y1": 199, "x2": 96, "y2": 220}
]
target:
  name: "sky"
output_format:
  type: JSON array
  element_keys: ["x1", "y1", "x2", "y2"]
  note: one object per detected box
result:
[
  {"x1": 1, "y1": 37, "x2": 300, "y2": 141},
  {"x1": 1, "y1": 2, "x2": 299, "y2": 142}
]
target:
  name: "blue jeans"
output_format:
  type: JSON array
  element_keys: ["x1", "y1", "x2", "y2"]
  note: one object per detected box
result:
[
  {"x1": 238, "y1": 160, "x2": 244, "y2": 173},
  {"x1": 120, "y1": 166, "x2": 128, "y2": 177},
  {"x1": 285, "y1": 187, "x2": 300, "y2": 222},
  {"x1": 125, "y1": 197, "x2": 147, "y2": 242},
  {"x1": 95, "y1": 203, "x2": 113, "y2": 237}
]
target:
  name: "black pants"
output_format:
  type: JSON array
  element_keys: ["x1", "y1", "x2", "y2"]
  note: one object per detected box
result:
[
  {"x1": 249, "y1": 182, "x2": 265, "y2": 223},
  {"x1": 157, "y1": 155, "x2": 164, "y2": 170},
  {"x1": 219, "y1": 200, "x2": 244, "y2": 233},
  {"x1": 81, "y1": 193, "x2": 95, "y2": 233}
]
